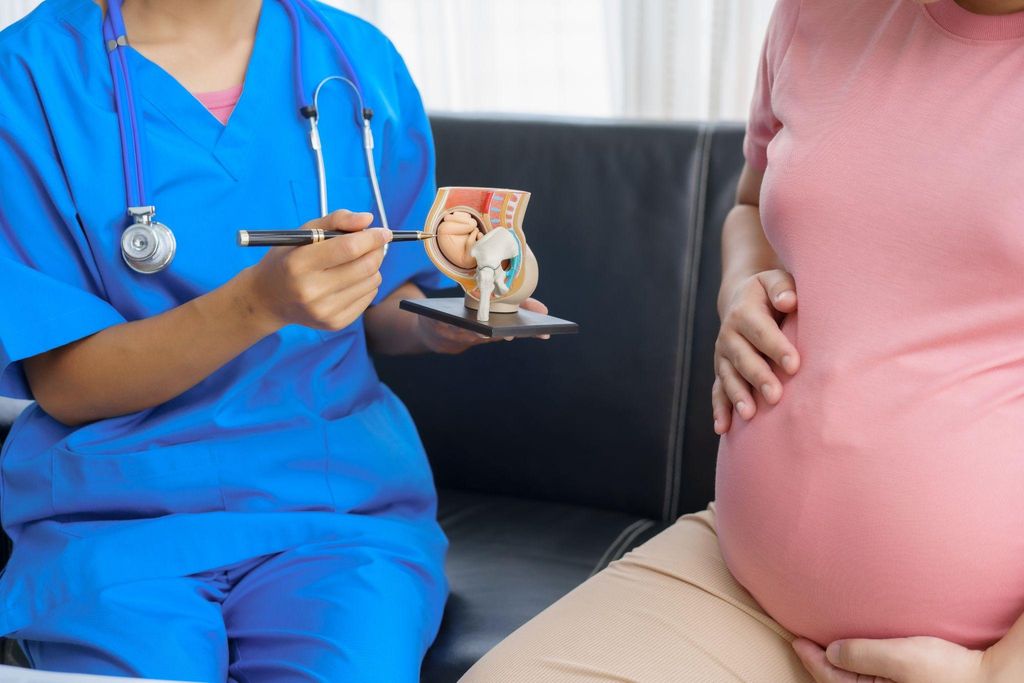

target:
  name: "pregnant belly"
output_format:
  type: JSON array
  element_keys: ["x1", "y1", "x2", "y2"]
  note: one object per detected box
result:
[{"x1": 714, "y1": 351, "x2": 1024, "y2": 649}]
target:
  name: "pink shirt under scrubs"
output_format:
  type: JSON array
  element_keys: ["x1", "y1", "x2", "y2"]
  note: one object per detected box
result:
[
  {"x1": 715, "y1": 0, "x2": 1024, "y2": 649},
  {"x1": 195, "y1": 83, "x2": 243, "y2": 125}
]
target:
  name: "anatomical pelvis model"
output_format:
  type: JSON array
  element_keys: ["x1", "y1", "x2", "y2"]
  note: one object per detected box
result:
[{"x1": 423, "y1": 187, "x2": 538, "y2": 322}]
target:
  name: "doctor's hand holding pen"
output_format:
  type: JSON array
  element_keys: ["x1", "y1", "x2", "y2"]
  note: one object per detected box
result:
[
  {"x1": 22, "y1": 209, "x2": 390, "y2": 428},
  {"x1": 244, "y1": 209, "x2": 391, "y2": 333}
]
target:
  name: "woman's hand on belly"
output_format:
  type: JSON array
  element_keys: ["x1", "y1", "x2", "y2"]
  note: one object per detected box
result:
[
  {"x1": 791, "y1": 632, "x2": 1022, "y2": 683},
  {"x1": 712, "y1": 268, "x2": 801, "y2": 433}
]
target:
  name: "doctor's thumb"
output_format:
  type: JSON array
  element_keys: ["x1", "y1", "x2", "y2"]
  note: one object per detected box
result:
[{"x1": 317, "y1": 209, "x2": 375, "y2": 233}]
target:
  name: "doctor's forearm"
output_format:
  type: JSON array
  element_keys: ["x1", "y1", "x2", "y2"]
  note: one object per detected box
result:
[
  {"x1": 23, "y1": 214, "x2": 392, "y2": 426},
  {"x1": 363, "y1": 282, "x2": 432, "y2": 355},
  {"x1": 23, "y1": 268, "x2": 280, "y2": 426}
]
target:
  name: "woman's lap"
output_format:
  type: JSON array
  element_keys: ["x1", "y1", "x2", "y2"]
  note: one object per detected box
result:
[
  {"x1": 17, "y1": 539, "x2": 446, "y2": 683},
  {"x1": 462, "y1": 504, "x2": 813, "y2": 683}
]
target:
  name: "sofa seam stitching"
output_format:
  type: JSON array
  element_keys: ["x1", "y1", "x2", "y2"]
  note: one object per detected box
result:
[
  {"x1": 589, "y1": 519, "x2": 648, "y2": 577},
  {"x1": 599, "y1": 519, "x2": 657, "y2": 574},
  {"x1": 675, "y1": 125, "x2": 713, "y2": 519},
  {"x1": 662, "y1": 124, "x2": 712, "y2": 522}
]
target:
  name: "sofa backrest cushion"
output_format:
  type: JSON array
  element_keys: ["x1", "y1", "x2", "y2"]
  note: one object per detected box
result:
[{"x1": 377, "y1": 116, "x2": 744, "y2": 520}]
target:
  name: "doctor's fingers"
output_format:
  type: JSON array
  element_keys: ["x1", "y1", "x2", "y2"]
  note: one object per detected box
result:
[
  {"x1": 291, "y1": 227, "x2": 392, "y2": 272},
  {"x1": 427, "y1": 322, "x2": 494, "y2": 353},
  {"x1": 317, "y1": 245, "x2": 387, "y2": 289},
  {"x1": 520, "y1": 299, "x2": 551, "y2": 340},
  {"x1": 310, "y1": 277, "x2": 382, "y2": 331},
  {"x1": 306, "y1": 249, "x2": 384, "y2": 299},
  {"x1": 426, "y1": 316, "x2": 491, "y2": 342},
  {"x1": 520, "y1": 298, "x2": 549, "y2": 315},
  {"x1": 283, "y1": 247, "x2": 384, "y2": 306},
  {"x1": 303, "y1": 209, "x2": 375, "y2": 233}
]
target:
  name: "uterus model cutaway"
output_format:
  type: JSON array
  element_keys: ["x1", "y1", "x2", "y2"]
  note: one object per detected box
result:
[{"x1": 423, "y1": 187, "x2": 539, "y2": 322}]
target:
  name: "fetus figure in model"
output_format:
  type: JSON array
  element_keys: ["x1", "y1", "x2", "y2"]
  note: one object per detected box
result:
[
  {"x1": 424, "y1": 187, "x2": 539, "y2": 322},
  {"x1": 435, "y1": 211, "x2": 482, "y2": 270}
]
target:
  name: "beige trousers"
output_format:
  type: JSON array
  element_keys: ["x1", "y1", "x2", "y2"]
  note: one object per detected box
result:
[{"x1": 461, "y1": 504, "x2": 815, "y2": 683}]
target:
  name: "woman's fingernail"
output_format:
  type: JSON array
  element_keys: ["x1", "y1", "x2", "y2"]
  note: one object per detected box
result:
[
  {"x1": 761, "y1": 384, "x2": 773, "y2": 400},
  {"x1": 504, "y1": 337, "x2": 514, "y2": 342},
  {"x1": 775, "y1": 290, "x2": 793, "y2": 302},
  {"x1": 781, "y1": 355, "x2": 795, "y2": 372},
  {"x1": 736, "y1": 401, "x2": 747, "y2": 414},
  {"x1": 825, "y1": 642, "x2": 842, "y2": 664}
]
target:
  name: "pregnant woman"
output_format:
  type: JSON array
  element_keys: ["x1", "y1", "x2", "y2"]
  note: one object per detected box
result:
[{"x1": 463, "y1": 0, "x2": 1024, "y2": 681}]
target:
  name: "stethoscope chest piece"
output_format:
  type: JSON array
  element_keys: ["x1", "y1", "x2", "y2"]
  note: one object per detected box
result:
[{"x1": 121, "y1": 206, "x2": 176, "y2": 274}]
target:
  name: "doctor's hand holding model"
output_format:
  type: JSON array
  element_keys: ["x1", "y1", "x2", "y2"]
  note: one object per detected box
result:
[{"x1": 0, "y1": 0, "x2": 545, "y2": 680}]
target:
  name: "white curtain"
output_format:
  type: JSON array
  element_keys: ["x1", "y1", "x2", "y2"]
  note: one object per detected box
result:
[
  {"x1": 0, "y1": 1, "x2": 39, "y2": 28},
  {"x1": 327, "y1": 0, "x2": 774, "y2": 120},
  {"x1": 1, "y1": 0, "x2": 775, "y2": 121},
  {"x1": 611, "y1": 0, "x2": 775, "y2": 120}
]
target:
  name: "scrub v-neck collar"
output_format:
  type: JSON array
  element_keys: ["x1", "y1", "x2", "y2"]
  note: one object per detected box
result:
[{"x1": 63, "y1": 0, "x2": 282, "y2": 181}]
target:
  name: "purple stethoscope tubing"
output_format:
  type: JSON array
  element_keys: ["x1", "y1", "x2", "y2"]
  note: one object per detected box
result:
[
  {"x1": 102, "y1": 0, "x2": 366, "y2": 215},
  {"x1": 102, "y1": 0, "x2": 145, "y2": 208}
]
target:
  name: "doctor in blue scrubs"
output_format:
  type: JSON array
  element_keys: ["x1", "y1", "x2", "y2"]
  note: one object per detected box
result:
[{"x1": 0, "y1": 0, "x2": 548, "y2": 680}]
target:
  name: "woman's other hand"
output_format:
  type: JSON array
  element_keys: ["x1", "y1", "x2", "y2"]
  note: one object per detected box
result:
[
  {"x1": 712, "y1": 268, "x2": 800, "y2": 434},
  {"x1": 244, "y1": 210, "x2": 392, "y2": 333},
  {"x1": 791, "y1": 634, "x2": 1018, "y2": 683}
]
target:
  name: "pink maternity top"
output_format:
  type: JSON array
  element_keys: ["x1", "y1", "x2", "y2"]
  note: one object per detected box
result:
[{"x1": 715, "y1": 0, "x2": 1024, "y2": 649}]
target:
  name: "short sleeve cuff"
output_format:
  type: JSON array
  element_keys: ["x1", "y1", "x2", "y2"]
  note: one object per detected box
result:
[{"x1": 0, "y1": 268, "x2": 127, "y2": 399}]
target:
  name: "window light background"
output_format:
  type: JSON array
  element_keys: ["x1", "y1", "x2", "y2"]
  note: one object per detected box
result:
[{"x1": 1, "y1": 0, "x2": 776, "y2": 121}]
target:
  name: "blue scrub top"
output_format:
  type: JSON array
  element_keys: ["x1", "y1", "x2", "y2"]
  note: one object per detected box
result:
[{"x1": 0, "y1": 0, "x2": 450, "y2": 635}]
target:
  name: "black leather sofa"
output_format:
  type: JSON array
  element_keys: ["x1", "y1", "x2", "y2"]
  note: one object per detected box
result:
[{"x1": 0, "y1": 116, "x2": 745, "y2": 682}]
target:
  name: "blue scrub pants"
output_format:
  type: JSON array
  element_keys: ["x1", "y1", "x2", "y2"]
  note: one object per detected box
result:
[{"x1": 15, "y1": 539, "x2": 446, "y2": 682}]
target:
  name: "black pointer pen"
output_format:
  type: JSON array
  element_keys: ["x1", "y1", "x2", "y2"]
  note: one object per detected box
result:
[{"x1": 237, "y1": 229, "x2": 435, "y2": 247}]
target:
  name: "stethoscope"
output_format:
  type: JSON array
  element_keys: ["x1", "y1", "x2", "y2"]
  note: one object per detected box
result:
[{"x1": 103, "y1": 0, "x2": 390, "y2": 274}]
